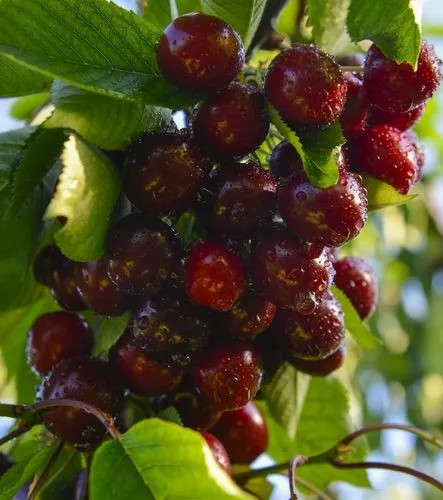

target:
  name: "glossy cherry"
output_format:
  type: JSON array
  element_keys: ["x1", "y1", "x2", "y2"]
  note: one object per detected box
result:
[
  {"x1": 369, "y1": 102, "x2": 425, "y2": 131},
  {"x1": 27, "y1": 311, "x2": 93, "y2": 376},
  {"x1": 105, "y1": 214, "x2": 180, "y2": 295},
  {"x1": 288, "y1": 343, "x2": 346, "y2": 376},
  {"x1": 173, "y1": 391, "x2": 221, "y2": 430},
  {"x1": 268, "y1": 141, "x2": 304, "y2": 180},
  {"x1": 157, "y1": 13, "x2": 244, "y2": 94},
  {"x1": 200, "y1": 431, "x2": 232, "y2": 476},
  {"x1": 184, "y1": 241, "x2": 247, "y2": 312},
  {"x1": 339, "y1": 71, "x2": 370, "y2": 138},
  {"x1": 192, "y1": 83, "x2": 269, "y2": 158},
  {"x1": 37, "y1": 357, "x2": 123, "y2": 448},
  {"x1": 333, "y1": 257, "x2": 378, "y2": 320},
  {"x1": 192, "y1": 341, "x2": 262, "y2": 411},
  {"x1": 265, "y1": 44, "x2": 347, "y2": 127}
]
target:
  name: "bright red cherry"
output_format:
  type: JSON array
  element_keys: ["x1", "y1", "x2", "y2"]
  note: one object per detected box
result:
[
  {"x1": 27, "y1": 311, "x2": 93, "y2": 376},
  {"x1": 192, "y1": 341, "x2": 262, "y2": 411},
  {"x1": 339, "y1": 72, "x2": 370, "y2": 138},
  {"x1": 192, "y1": 83, "x2": 269, "y2": 158},
  {"x1": 369, "y1": 102, "x2": 425, "y2": 131},
  {"x1": 211, "y1": 401, "x2": 268, "y2": 463},
  {"x1": 184, "y1": 241, "x2": 247, "y2": 312},
  {"x1": 288, "y1": 343, "x2": 346, "y2": 376},
  {"x1": 265, "y1": 44, "x2": 347, "y2": 127},
  {"x1": 200, "y1": 431, "x2": 232, "y2": 476},
  {"x1": 157, "y1": 13, "x2": 244, "y2": 94},
  {"x1": 363, "y1": 41, "x2": 442, "y2": 113}
]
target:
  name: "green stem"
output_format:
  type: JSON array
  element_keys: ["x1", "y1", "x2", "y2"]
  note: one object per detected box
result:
[
  {"x1": 28, "y1": 440, "x2": 65, "y2": 500},
  {"x1": 0, "y1": 422, "x2": 34, "y2": 447},
  {"x1": 0, "y1": 402, "x2": 30, "y2": 419},
  {"x1": 289, "y1": 456, "x2": 309, "y2": 499},
  {"x1": 234, "y1": 462, "x2": 289, "y2": 483},
  {"x1": 293, "y1": 474, "x2": 334, "y2": 500}
]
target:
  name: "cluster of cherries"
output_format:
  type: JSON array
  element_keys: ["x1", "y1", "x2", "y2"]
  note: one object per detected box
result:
[{"x1": 24, "y1": 12, "x2": 440, "y2": 475}]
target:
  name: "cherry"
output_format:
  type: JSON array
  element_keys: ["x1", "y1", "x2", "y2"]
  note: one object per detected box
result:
[
  {"x1": 275, "y1": 292, "x2": 345, "y2": 360},
  {"x1": 252, "y1": 232, "x2": 334, "y2": 314},
  {"x1": 219, "y1": 292, "x2": 276, "y2": 339},
  {"x1": 349, "y1": 124, "x2": 420, "y2": 194},
  {"x1": 211, "y1": 401, "x2": 268, "y2": 464},
  {"x1": 204, "y1": 162, "x2": 277, "y2": 239},
  {"x1": 268, "y1": 141, "x2": 304, "y2": 180},
  {"x1": 157, "y1": 13, "x2": 244, "y2": 94},
  {"x1": 33, "y1": 244, "x2": 65, "y2": 287},
  {"x1": 75, "y1": 258, "x2": 132, "y2": 316},
  {"x1": 27, "y1": 311, "x2": 93, "y2": 376},
  {"x1": 200, "y1": 431, "x2": 232, "y2": 476},
  {"x1": 130, "y1": 292, "x2": 210, "y2": 366},
  {"x1": 335, "y1": 53, "x2": 365, "y2": 66},
  {"x1": 173, "y1": 391, "x2": 221, "y2": 430},
  {"x1": 369, "y1": 102, "x2": 425, "y2": 131},
  {"x1": 192, "y1": 83, "x2": 270, "y2": 158},
  {"x1": 111, "y1": 331, "x2": 184, "y2": 396},
  {"x1": 333, "y1": 256, "x2": 378, "y2": 320},
  {"x1": 191, "y1": 341, "x2": 262, "y2": 411},
  {"x1": 37, "y1": 357, "x2": 123, "y2": 448},
  {"x1": 184, "y1": 241, "x2": 247, "y2": 312},
  {"x1": 264, "y1": 44, "x2": 347, "y2": 128},
  {"x1": 105, "y1": 214, "x2": 180, "y2": 295},
  {"x1": 339, "y1": 71, "x2": 370, "y2": 139},
  {"x1": 405, "y1": 129, "x2": 425, "y2": 182},
  {"x1": 363, "y1": 41, "x2": 442, "y2": 113},
  {"x1": 288, "y1": 343, "x2": 346, "y2": 376},
  {"x1": 278, "y1": 163, "x2": 368, "y2": 247},
  {"x1": 123, "y1": 131, "x2": 211, "y2": 215}
]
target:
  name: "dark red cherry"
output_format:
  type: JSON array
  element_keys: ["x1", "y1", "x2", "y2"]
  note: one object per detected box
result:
[
  {"x1": 268, "y1": 141, "x2": 304, "y2": 180},
  {"x1": 252, "y1": 233, "x2": 334, "y2": 314},
  {"x1": 264, "y1": 44, "x2": 347, "y2": 127},
  {"x1": 27, "y1": 311, "x2": 93, "y2": 376},
  {"x1": 192, "y1": 83, "x2": 269, "y2": 158},
  {"x1": 205, "y1": 163, "x2": 277, "y2": 239},
  {"x1": 288, "y1": 343, "x2": 346, "y2": 376},
  {"x1": 33, "y1": 245, "x2": 65, "y2": 287},
  {"x1": 111, "y1": 332, "x2": 184, "y2": 396},
  {"x1": 75, "y1": 258, "x2": 132, "y2": 316},
  {"x1": 157, "y1": 13, "x2": 244, "y2": 94},
  {"x1": 369, "y1": 102, "x2": 425, "y2": 131},
  {"x1": 335, "y1": 53, "x2": 365, "y2": 66},
  {"x1": 123, "y1": 132, "x2": 211, "y2": 215},
  {"x1": 278, "y1": 164, "x2": 368, "y2": 247},
  {"x1": 333, "y1": 256, "x2": 378, "y2": 320},
  {"x1": 184, "y1": 241, "x2": 247, "y2": 312},
  {"x1": 211, "y1": 401, "x2": 268, "y2": 463},
  {"x1": 200, "y1": 431, "x2": 232, "y2": 476},
  {"x1": 173, "y1": 391, "x2": 221, "y2": 430},
  {"x1": 275, "y1": 292, "x2": 345, "y2": 360},
  {"x1": 363, "y1": 41, "x2": 442, "y2": 113},
  {"x1": 220, "y1": 292, "x2": 276, "y2": 339},
  {"x1": 339, "y1": 71, "x2": 370, "y2": 138},
  {"x1": 192, "y1": 341, "x2": 262, "y2": 411},
  {"x1": 349, "y1": 124, "x2": 420, "y2": 194},
  {"x1": 131, "y1": 292, "x2": 209, "y2": 366},
  {"x1": 37, "y1": 357, "x2": 123, "y2": 448},
  {"x1": 105, "y1": 214, "x2": 180, "y2": 295}
]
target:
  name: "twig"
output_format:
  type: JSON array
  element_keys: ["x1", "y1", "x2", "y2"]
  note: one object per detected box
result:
[
  {"x1": 28, "y1": 440, "x2": 65, "y2": 500},
  {"x1": 293, "y1": 474, "x2": 334, "y2": 500},
  {"x1": 289, "y1": 455, "x2": 309, "y2": 499}
]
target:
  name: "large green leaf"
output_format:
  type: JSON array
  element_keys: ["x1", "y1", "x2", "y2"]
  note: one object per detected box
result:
[
  {"x1": 347, "y1": 0, "x2": 421, "y2": 66},
  {"x1": 45, "y1": 82, "x2": 171, "y2": 151},
  {"x1": 306, "y1": 0, "x2": 351, "y2": 54},
  {"x1": 268, "y1": 105, "x2": 343, "y2": 188},
  {"x1": 143, "y1": 0, "x2": 201, "y2": 30},
  {"x1": 44, "y1": 135, "x2": 121, "y2": 262},
  {"x1": 0, "y1": 0, "x2": 193, "y2": 108},
  {"x1": 90, "y1": 419, "x2": 252, "y2": 500},
  {"x1": 0, "y1": 53, "x2": 51, "y2": 97},
  {"x1": 263, "y1": 377, "x2": 370, "y2": 491},
  {"x1": 262, "y1": 363, "x2": 310, "y2": 440}
]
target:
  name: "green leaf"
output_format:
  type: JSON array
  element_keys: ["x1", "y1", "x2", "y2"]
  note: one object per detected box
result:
[
  {"x1": 262, "y1": 363, "x2": 310, "y2": 440},
  {"x1": 174, "y1": 210, "x2": 202, "y2": 249},
  {"x1": 143, "y1": 0, "x2": 201, "y2": 30},
  {"x1": 44, "y1": 135, "x2": 121, "y2": 262},
  {"x1": 90, "y1": 419, "x2": 252, "y2": 500},
  {"x1": 93, "y1": 312, "x2": 131, "y2": 358},
  {"x1": 0, "y1": 443, "x2": 56, "y2": 500},
  {"x1": 332, "y1": 286, "x2": 382, "y2": 349},
  {"x1": 45, "y1": 82, "x2": 171, "y2": 151},
  {"x1": 364, "y1": 175, "x2": 418, "y2": 211},
  {"x1": 268, "y1": 105, "x2": 343, "y2": 188},
  {"x1": 158, "y1": 406, "x2": 183, "y2": 425},
  {"x1": 347, "y1": 0, "x2": 422, "y2": 66},
  {"x1": 306, "y1": 0, "x2": 352, "y2": 54},
  {"x1": 9, "y1": 93, "x2": 50, "y2": 121},
  {"x1": 248, "y1": 49, "x2": 279, "y2": 68},
  {"x1": 276, "y1": 0, "x2": 300, "y2": 38},
  {"x1": 263, "y1": 378, "x2": 369, "y2": 490},
  {"x1": 0, "y1": 53, "x2": 51, "y2": 97},
  {"x1": 0, "y1": 0, "x2": 194, "y2": 108},
  {"x1": 201, "y1": 0, "x2": 267, "y2": 49},
  {"x1": 232, "y1": 467, "x2": 273, "y2": 500}
]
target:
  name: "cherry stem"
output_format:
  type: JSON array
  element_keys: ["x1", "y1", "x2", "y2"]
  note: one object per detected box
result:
[
  {"x1": 293, "y1": 474, "x2": 334, "y2": 500},
  {"x1": 31, "y1": 399, "x2": 121, "y2": 440},
  {"x1": 28, "y1": 440, "x2": 65, "y2": 500},
  {"x1": 339, "y1": 422, "x2": 443, "y2": 449},
  {"x1": 0, "y1": 402, "x2": 30, "y2": 419},
  {"x1": 339, "y1": 65, "x2": 364, "y2": 72},
  {"x1": 0, "y1": 422, "x2": 34, "y2": 447},
  {"x1": 289, "y1": 455, "x2": 309, "y2": 499},
  {"x1": 331, "y1": 460, "x2": 443, "y2": 492}
]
